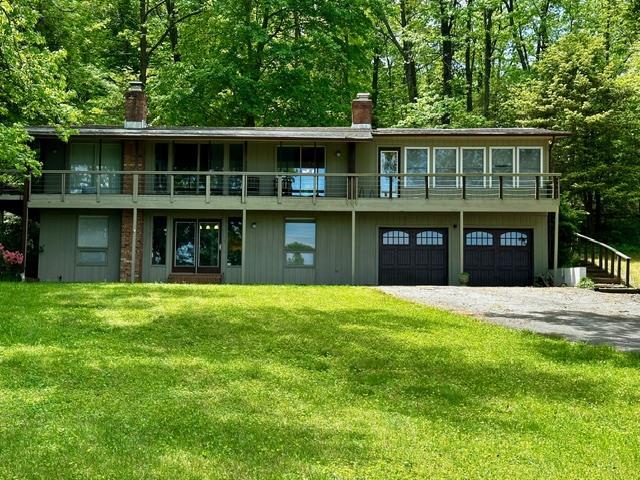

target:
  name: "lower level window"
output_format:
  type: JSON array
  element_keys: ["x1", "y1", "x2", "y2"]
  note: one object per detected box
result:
[
  {"x1": 152, "y1": 216, "x2": 167, "y2": 265},
  {"x1": 285, "y1": 220, "x2": 316, "y2": 266},
  {"x1": 77, "y1": 216, "x2": 108, "y2": 265},
  {"x1": 227, "y1": 217, "x2": 242, "y2": 266}
]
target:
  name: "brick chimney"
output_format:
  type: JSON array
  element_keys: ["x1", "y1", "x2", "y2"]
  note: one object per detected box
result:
[
  {"x1": 124, "y1": 81, "x2": 147, "y2": 129},
  {"x1": 351, "y1": 92, "x2": 373, "y2": 128}
]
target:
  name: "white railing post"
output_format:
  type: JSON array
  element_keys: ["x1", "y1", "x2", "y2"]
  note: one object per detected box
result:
[
  {"x1": 169, "y1": 174, "x2": 175, "y2": 203},
  {"x1": 205, "y1": 174, "x2": 211, "y2": 204}
]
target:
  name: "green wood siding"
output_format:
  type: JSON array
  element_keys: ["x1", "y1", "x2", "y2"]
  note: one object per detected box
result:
[{"x1": 38, "y1": 210, "x2": 121, "y2": 282}]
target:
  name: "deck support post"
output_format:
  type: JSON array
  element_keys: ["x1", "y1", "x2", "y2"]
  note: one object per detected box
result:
[
  {"x1": 459, "y1": 210, "x2": 464, "y2": 282},
  {"x1": 553, "y1": 207, "x2": 559, "y2": 271},
  {"x1": 351, "y1": 210, "x2": 356, "y2": 285},
  {"x1": 131, "y1": 207, "x2": 138, "y2": 283},
  {"x1": 21, "y1": 176, "x2": 30, "y2": 281},
  {"x1": 241, "y1": 209, "x2": 247, "y2": 284}
]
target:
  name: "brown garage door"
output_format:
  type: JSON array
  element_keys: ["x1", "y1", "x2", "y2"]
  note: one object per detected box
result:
[
  {"x1": 464, "y1": 229, "x2": 533, "y2": 286},
  {"x1": 379, "y1": 228, "x2": 448, "y2": 285}
]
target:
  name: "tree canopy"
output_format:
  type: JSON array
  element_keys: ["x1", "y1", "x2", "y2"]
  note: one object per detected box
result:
[{"x1": 1, "y1": 0, "x2": 639, "y2": 236}]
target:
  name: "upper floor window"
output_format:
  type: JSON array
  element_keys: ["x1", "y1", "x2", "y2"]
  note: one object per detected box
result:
[
  {"x1": 404, "y1": 148, "x2": 428, "y2": 188},
  {"x1": 518, "y1": 147, "x2": 542, "y2": 187},
  {"x1": 69, "y1": 142, "x2": 122, "y2": 194},
  {"x1": 434, "y1": 148, "x2": 458, "y2": 187},
  {"x1": 490, "y1": 147, "x2": 515, "y2": 187},
  {"x1": 461, "y1": 148, "x2": 485, "y2": 188},
  {"x1": 277, "y1": 146, "x2": 325, "y2": 197}
]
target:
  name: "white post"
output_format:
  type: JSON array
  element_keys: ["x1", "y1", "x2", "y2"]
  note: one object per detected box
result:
[
  {"x1": 131, "y1": 207, "x2": 138, "y2": 283},
  {"x1": 459, "y1": 211, "x2": 464, "y2": 281},
  {"x1": 351, "y1": 210, "x2": 356, "y2": 285},
  {"x1": 554, "y1": 207, "x2": 560, "y2": 270},
  {"x1": 241, "y1": 209, "x2": 247, "y2": 284}
]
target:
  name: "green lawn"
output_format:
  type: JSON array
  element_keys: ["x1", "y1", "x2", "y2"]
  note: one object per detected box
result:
[{"x1": 1, "y1": 284, "x2": 639, "y2": 479}]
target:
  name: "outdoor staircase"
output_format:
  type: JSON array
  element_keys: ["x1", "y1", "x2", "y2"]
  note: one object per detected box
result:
[
  {"x1": 576, "y1": 233, "x2": 638, "y2": 293},
  {"x1": 167, "y1": 273, "x2": 223, "y2": 284}
]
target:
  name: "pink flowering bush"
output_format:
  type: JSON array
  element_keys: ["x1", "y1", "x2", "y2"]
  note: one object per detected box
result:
[{"x1": 0, "y1": 243, "x2": 23, "y2": 280}]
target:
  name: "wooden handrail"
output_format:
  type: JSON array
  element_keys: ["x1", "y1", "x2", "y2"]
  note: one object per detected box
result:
[
  {"x1": 575, "y1": 233, "x2": 632, "y2": 287},
  {"x1": 575, "y1": 233, "x2": 630, "y2": 260}
]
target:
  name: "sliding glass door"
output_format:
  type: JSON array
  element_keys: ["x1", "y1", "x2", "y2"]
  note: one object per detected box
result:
[{"x1": 173, "y1": 219, "x2": 221, "y2": 273}]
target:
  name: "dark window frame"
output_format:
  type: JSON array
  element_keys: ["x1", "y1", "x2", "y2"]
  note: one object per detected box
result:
[{"x1": 284, "y1": 219, "x2": 316, "y2": 268}]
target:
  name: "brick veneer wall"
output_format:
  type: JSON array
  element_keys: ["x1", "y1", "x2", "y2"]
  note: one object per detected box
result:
[
  {"x1": 119, "y1": 210, "x2": 144, "y2": 282},
  {"x1": 119, "y1": 140, "x2": 145, "y2": 282}
]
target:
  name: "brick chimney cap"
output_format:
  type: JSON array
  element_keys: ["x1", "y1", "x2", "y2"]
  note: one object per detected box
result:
[
  {"x1": 355, "y1": 92, "x2": 371, "y2": 101},
  {"x1": 129, "y1": 81, "x2": 144, "y2": 92}
]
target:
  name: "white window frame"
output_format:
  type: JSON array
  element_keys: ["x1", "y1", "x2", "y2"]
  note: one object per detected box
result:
[
  {"x1": 403, "y1": 147, "x2": 430, "y2": 188},
  {"x1": 433, "y1": 147, "x2": 459, "y2": 188},
  {"x1": 516, "y1": 146, "x2": 544, "y2": 188},
  {"x1": 460, "y1": 147, "x2": 487, "y2": 188},
  {"x1": 489, "y1": 146, "x2": 516, "y2": 188}
]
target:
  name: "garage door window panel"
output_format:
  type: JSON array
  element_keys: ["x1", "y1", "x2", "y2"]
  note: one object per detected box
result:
[
  {"x1": 466, "y1": 231, "x2": 494, "y2": 246},
  {"x1": 382, "y1": 230, "x2": 410, "y2": 245},
  {"x1": 500, "y1": 231, "x2": 529, "y2": 247},
  {"x1": 417, "y1": 230, "x2": 444, "y2": 246}
]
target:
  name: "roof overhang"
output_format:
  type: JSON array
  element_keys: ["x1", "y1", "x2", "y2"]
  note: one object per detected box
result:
[
  {"x1": 373, "y1": 128, "x2": 571, "y2": 137},
  {"x1": 27, "y1": 126, "x2": 373, "y2": 142}
]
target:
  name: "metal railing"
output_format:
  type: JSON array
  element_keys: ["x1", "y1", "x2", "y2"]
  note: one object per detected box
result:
[
  {"x1": 23, "y1": 170, "x2": 561, "y2": 202},
  {"x1": 576, "y1": 233, "x2": 632, "y2": 287}
]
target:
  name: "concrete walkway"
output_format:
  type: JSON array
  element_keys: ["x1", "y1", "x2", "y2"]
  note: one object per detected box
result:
[{"x1": 378, "y1": 286, "x2": 640, "y2": 351}]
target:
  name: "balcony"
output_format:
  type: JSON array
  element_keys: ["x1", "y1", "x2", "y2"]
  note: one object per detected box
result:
[{"x1": 5, "y1": 170, "x2": 561, "y2": 212}]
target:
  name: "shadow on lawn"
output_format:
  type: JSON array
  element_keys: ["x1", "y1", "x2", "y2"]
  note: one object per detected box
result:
[{"x1": 2, "y1": 284, "x2": 640, "y2": 475}]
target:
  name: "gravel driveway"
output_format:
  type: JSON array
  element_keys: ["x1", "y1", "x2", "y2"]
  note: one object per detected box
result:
[{"x1": 378, "y1": 286, "x2": 640, "y2": 351}]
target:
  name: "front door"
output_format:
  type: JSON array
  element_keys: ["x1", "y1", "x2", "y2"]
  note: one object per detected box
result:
[{"x1": 173, "y1": 219, "x2": 221, "y2": 273}]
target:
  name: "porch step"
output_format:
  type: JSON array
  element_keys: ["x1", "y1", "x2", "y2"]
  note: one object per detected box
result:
[
  {"x1": 594, "y1": 285, "x2": 640, "y2": 294},
  {"x1": 167, "y1": 273, "x2": 223, "y2": 284}
]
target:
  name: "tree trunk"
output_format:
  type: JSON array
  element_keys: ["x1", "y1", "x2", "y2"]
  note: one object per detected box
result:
[
  {"x1": 372, "y1": 50, "x2": 381, "y2": 126},
  {"x1": 483, "y1": 8, "x2": 493, "y2": 118},
  {"x1": 503, "y1": 0, "x2": 529, "y2": 70},
  {"x1": 139, "y1": 0, "x2": 148, "y2": 85},
  {"x1": 165, "y1": 0, "x2": 181, "y2": 62},
  {"x1": 400, "y1": 0, "x2": 418, "y2": 102},
  {"x1": 464, "y1": 0, "x2": 474, "y2": 112},
  {"x1": 439, "y1": 0, "x2": 455, "y2": 124},
  {"x1": 536, "y1": 0, "x2": 551, "y2": 59},
  {"x1": 595, "y1": 190, "x2": 602, "y2": 232}
]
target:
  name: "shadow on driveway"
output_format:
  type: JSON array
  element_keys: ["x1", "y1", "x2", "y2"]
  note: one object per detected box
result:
[{"x1": 378, "y1": 286, "x2": 640, "y2": 351}]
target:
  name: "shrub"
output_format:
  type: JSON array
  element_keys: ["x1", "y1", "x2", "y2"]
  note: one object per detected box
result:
[
  {"x1": 0, "y1": 243, "x2": 23, "y2": 281},
  {"x1": 576, "y1": 277, "x2": 595, "y2": 289}
]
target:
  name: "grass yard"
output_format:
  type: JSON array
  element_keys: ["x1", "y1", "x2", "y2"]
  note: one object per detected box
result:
[{"x1": 1, "y1": 284, "x2": 640, "y2": 479}]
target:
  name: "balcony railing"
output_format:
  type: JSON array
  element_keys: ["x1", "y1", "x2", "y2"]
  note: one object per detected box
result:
[{"x1": 15, "y1": 170, "x2": 561, "y2": 202}]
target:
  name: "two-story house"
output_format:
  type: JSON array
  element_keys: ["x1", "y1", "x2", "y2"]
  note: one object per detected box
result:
[{"x1": 3, "y1": 83, "x2": 568, "y2": 286}]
